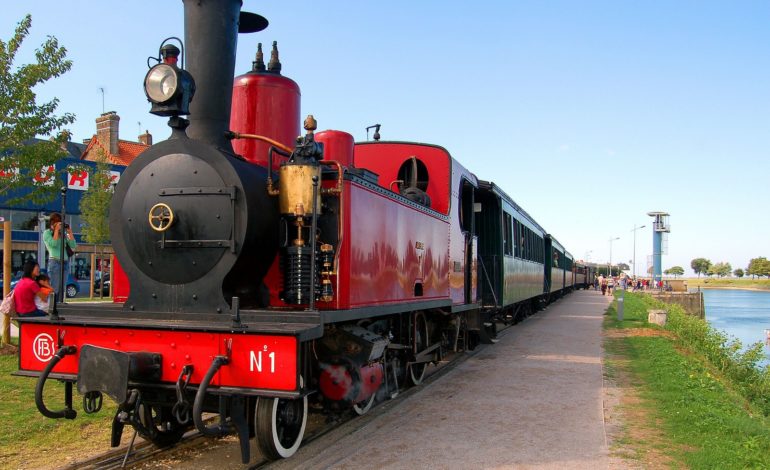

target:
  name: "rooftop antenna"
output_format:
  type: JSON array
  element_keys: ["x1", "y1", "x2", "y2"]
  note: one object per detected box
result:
[
  {"x1": 365, "y1": 124, "x2": 381, "y2": 141},
  {"x1": 137, "y1": 121, "x2": 142, "y2": 136},
  {"x1": 99, "y1": 87, "x2": 105, "y2": 113}
]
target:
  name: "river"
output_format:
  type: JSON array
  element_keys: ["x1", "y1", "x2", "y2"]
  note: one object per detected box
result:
[{"x1": 702, "y1": 289, "x2": 770, "y2": 366}]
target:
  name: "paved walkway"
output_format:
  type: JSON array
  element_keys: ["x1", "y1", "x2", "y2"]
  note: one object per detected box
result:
[{"x1": 273, "y1": 289, "x2": 614, "y2": 469}]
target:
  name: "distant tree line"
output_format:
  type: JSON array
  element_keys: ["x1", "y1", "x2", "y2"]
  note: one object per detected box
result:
[{"x1": 687, "y1": 257, "x2": 770, "y2": 278}]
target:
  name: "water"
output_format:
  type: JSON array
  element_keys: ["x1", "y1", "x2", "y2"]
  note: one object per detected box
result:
[{"x1": 702, "y1": 289, "x2": 770, "y2": 366}]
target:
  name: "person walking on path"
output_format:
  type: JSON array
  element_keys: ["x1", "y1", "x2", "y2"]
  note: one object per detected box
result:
[{"x1": 43, "y1": 212, "x2": 76, "y2": 299}]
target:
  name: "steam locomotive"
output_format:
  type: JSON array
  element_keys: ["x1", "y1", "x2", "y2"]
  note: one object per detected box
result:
[{"x1": 14, "y1": 0, "x2": 594, "y2": 463}]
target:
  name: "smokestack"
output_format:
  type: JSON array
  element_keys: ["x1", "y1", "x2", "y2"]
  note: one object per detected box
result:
[{"x1": 183, "y1": 0, "x2": 241, "y2": 151}]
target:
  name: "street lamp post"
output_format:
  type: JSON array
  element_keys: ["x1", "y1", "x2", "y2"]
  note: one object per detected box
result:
[
  {"x1": 608, "y1": 236, "x2": 620, "y2": 277},
  {"x1": 631, "y1": 224, "x2": 646, "y2": 278}
]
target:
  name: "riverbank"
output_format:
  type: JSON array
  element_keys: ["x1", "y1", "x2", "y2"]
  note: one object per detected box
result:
[
  {"x1": 604, "y1": 291, "x2": 770, "y2": 467},
  {"x1": 685, "y1": 278, "x2": 770, "y2": 291}
]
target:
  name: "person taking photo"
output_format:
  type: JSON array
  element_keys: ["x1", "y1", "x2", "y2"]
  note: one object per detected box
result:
[{"x1": 43, "y1": 212, "x2": 77, "y2": 298}]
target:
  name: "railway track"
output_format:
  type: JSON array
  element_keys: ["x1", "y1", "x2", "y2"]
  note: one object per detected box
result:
[
  {"x1": 64, "y1": 320, "x2": 522, "y2": 470},
  {"x1": 60, "y1": 429, "x2": 208, "y2": 470}
]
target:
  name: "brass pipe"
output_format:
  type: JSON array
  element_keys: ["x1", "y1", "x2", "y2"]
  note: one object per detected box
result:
[
  {"x1": 229, "y1": 132, "x2": 294, "y2": 154},
  {"x1": 266, "y1": 146, "x2": 290, "y2": 197},
  {"x1": 320, "y1": 160, "x2": 343, "y2": 196}
]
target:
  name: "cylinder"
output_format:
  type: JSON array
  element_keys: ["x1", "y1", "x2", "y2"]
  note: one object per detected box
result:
[
  {"x1": 183, "y1": 0, "x2": 241, "y2": 151},
  {"x1": 318, "y1": 362, "x2": 383, "y2": 404},
  {"x1": 352, "y1": 363, "x2": 384, "y2": 403},
  {"x1": 315, "y1": 130, "x2": 354, "y2": 168},
  {"x1": 231, "y1": 65, "x2": 300, "y2": 169}
]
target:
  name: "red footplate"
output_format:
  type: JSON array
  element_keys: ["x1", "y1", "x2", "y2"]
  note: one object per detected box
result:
[{"x1": 19, "y1": 323, "x2": 298, "y2": 392}]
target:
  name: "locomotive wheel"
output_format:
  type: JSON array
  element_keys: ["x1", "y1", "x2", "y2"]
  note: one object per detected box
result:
[
  {"x1": 255, "y1": 391, "x2": 308, "y2": 460},
  {"x1": 409, "y1": 311, "x2": 429, "y2": 385},
  {"x1": 352, "y1": 393, "x2": 376, "y2": 415},
  {"x1": 137, "y1": 404, "x2": 187, "y2": 447}
]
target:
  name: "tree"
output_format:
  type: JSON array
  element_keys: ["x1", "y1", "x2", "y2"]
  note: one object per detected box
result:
[
  {"x1": 734, "y1": 268, "x2": 744, "y2": 278},
  {"x1": 690, "y1": 258, "x2": 711, "y2": 278},
  {"x1": 708, "y1": 262, "x2": 732, "y2": 278},
  {"x1": 0, "y1": 15, "x2": 75, "y2": 204},
  {"x1": 665, "y1": 266, "x2": 684, "y2": 278},
  {"x1": 617, "y1": 262, "x2": 630, "y2": 271},
  {"x1": 79, "y1": 151, "x2": 113, "y2": 297},
  {"x1": 748, "y1": 257, "x2": 770, "y2": 278}
]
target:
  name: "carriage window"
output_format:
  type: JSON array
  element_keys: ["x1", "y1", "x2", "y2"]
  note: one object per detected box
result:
[
  {"x1": 537, "y1": 236, "x2": 543, "y2": 263},
  {"x1": 513, "y1": 220, "x2": 519, "y2": 258},
  {"x1": 522, "y1": 227, "x2": 532, "y2": 260},
  {"x1": 503, "y1": 212, "x2": 513, "y2": 256}
]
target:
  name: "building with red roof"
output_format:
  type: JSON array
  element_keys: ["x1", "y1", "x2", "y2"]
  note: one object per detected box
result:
[{"x1": 81, "y1": 111, "x2": 151, "y2": 165}]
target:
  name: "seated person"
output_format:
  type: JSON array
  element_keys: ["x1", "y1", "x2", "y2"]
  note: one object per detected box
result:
[
  {"x1": 35, "y1": 273, "x2": 54, "y2": 312},
  {"x1": 13, "y1": 261, "x2": 49, "y2": 317}
]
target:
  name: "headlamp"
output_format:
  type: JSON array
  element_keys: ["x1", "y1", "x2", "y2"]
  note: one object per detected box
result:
[
  {"x1": 144, "y1": 41, "x2": 195, "y2": 118},
  {"x1": 145, "y1": 64, "x2": 178, "y2": 104}
]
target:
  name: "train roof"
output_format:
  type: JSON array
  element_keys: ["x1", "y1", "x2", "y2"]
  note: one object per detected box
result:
[{"x1": 476, "y1": 179, "x2": 547, "y2": 234}]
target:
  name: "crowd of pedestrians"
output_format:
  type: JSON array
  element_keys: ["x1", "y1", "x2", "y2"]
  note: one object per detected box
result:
[{"x1": 594, "y1": 274, "x2": 666, "y2": 296}]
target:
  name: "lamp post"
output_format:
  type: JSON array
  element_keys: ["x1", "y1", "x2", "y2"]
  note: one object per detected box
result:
[
  {"x1": 631, "y1": 224, "x2": 646, "y2": 278},
  {"x1": 608, "y1": 237, "x2": 619, "y2": 277}
]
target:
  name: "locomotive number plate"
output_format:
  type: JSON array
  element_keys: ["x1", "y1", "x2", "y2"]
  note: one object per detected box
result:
[{"x1": 220, "y1": 335, "x2": 298, "y2": 391}]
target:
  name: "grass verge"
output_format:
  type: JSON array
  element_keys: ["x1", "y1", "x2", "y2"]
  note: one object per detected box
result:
[
  {"x1": 0, "y1": 337, "x2": 118, "y2": 469},
  {"x1": 605, "y1": 291, "x2": 770, "y2": 468},
  {"x1": 685, "y1": 278, "x2": 770, "y2": 291}
]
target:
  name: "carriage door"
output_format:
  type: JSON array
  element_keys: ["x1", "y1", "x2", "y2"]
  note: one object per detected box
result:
[{"x1": 460, "y1": 179, "x2": 477, "y2": 304}]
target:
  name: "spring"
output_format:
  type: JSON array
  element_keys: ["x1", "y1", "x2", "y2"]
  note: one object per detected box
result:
[{"x1": 283, "y1": 246, "x2": 315, "y2": 305}]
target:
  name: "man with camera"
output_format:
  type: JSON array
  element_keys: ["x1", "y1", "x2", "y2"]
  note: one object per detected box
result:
[{"x1": 43, "y1": 212, "x2": 77, "y2": 299}]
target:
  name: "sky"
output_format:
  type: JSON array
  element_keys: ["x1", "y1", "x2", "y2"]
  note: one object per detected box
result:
[{"x1": 2, "y1": 0, "x2": 769, "y2": 276}]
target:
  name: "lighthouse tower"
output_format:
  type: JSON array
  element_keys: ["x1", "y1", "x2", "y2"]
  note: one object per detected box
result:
[{"x1": 647, "y1": 211, "x2": 670, "y2": 283}]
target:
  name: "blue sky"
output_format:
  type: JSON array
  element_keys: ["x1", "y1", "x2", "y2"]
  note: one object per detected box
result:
[{"x1": 3, "y1": 1, "x2": 769, "y2": 276}]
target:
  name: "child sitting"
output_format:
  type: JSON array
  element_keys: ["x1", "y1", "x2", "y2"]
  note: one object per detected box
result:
[{"x1": 35, "y1": 274, "x2": 54, "y2": 312}]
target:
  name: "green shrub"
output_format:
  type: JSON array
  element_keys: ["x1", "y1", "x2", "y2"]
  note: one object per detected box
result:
[{"x1": 640, "y1": 294, "x2": 770, "y2": 416}]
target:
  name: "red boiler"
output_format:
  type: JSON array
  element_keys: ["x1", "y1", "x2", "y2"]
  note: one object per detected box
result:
[{"x1": 230, "y1": 41, "x2": 300, "y2": 170}]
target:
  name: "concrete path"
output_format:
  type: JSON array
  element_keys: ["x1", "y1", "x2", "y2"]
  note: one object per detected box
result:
[{"x1": 272, "y1": 289, "x2": 614, "y2": 469}]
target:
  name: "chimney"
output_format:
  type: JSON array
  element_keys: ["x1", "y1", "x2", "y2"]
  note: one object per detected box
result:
[
  {"x1": 138, "y1": 130, "x2": 153, "y2": 146},
  {"x1": 96, "y1": 111, "x2": 120, "y2": 155}
]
